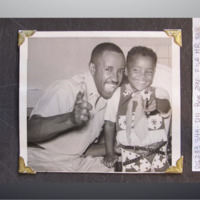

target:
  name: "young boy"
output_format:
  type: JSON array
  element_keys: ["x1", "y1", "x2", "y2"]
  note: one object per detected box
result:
[{"x1": 102, "y1": 46, "x2": 171, "y2": 172}]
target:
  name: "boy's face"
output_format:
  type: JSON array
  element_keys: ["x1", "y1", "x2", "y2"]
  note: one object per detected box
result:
[{"x1": 126, "y1": 54, "x2": 155, "y2": 91}]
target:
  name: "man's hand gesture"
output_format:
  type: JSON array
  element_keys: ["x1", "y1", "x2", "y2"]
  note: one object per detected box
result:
[{"x1": 70, "y1": 91, "x2": 93, "y2": 126}]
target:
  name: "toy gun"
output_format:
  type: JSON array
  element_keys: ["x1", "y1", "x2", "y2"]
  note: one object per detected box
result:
[{"x1": 142, "y1": 89, "x2": 152, "y2": 115}]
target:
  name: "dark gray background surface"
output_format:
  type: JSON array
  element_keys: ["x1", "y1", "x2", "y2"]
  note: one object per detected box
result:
[{"x1": 0, "y1": 18, "x2": 196, "y2": 198}]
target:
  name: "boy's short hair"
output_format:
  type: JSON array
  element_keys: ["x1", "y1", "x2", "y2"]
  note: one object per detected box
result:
[
  {"x1": 127, "y1": 46, "x2": 157, "y2": 66},
  {"x1": 90, "y1": 42, "x2": 124, "y2": 63}
]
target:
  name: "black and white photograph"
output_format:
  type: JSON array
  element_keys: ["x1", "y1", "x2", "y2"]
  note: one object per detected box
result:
[{"x1": 19, "y1": 31, "x2": 181, "y2": 173}]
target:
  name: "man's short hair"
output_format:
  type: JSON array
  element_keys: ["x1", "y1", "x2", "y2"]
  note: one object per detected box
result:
[
  {"x1": 127, "y1": 46, "x2": 157, "y2": 65},
  {"x1": 90, "y1": 42, "x2": 124, "y2": 63}
]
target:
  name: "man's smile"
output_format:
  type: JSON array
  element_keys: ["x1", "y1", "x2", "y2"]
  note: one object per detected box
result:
[{"x1": 104, "y1": 82, "x2": 118, "y2": 92}]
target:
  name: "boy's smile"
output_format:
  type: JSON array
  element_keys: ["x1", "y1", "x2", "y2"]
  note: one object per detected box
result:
[{"x1": 126, "y1": 54, "x2": 155, "y2": 91}]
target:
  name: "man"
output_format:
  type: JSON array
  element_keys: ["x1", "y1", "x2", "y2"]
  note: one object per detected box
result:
[{"x1": 27, "y1": 42, "x2": 125, "y2": 172}]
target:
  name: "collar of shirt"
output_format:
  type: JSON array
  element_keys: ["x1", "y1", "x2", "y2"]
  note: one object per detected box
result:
[
  {"x1": 83, "y1": 71, "x2": 99, "y2": 99},
  {"x1": 82, "y1": 71, "x2": 107, "y2": 111}
]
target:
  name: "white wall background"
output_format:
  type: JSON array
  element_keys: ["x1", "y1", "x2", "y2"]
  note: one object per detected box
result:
[{"x1": 27, "y1": 37, "x2": 172, "y2": 110}]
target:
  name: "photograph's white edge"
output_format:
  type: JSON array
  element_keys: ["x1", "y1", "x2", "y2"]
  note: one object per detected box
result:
[
  {"x1": 19, "y1": 34, "x2": 28, "y2": 164},
  {"x1": 19, "y1": 30, "x2": 181, "y2": 171},
  {"x1": 171, "y1": 40, "x2": 181, "y2": 166}
]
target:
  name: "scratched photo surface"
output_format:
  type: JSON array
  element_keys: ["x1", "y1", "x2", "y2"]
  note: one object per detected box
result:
[{"x1": 19, "y1": 31, "x2": 181, "y2": 173}]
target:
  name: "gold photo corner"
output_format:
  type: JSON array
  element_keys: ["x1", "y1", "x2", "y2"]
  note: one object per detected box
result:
[
  {"x1": 164, "y1": 29, "x2": 182, "y2": 47},
  {"x1": 165, "y1": 156, "x2": 183, "y2": 173},
  {"x1": 18, "y1": 30, "x2": 36, "y2": 46},
  {"x1": 19, "y1": 156, "x2": 36, "y2": 174}
]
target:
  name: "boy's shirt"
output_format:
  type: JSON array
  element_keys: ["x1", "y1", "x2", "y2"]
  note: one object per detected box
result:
[{"x1": 104, "y1": 83, "x2": 171, "y2": 147}]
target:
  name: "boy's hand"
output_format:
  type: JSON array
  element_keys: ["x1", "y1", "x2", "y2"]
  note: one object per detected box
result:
[
  {"x1": 71, "y1": 91, "x2": 93, "y2": 126},
  {"x1": 142, "y1": 89, "x2": 157, "y2": 114},
  {"x1": 102, "y1": 153, "x2": 118, "y2": 168},
  {"x1": 144, "y1": 96, "x2": 157, "y2": 113}
]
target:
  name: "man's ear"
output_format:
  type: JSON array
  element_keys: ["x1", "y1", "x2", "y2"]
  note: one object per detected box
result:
[
  {"x1": 153, "y1": 67, "x2": 156, "y2": 77},
  {"x1": 89, "y1": 62, "x2": 96, "y2": 76},
  {"x1": 125, "y1": 67, "x2": 128, "y2": 76}
]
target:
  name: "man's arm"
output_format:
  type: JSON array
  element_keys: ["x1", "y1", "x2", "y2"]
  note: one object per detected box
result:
[
  {"x1": 28, "y1": 113, "x2": 75, "y2": 143},
  {"x1": 28, "y1": 91, "x2": 92, "y2": 143}
]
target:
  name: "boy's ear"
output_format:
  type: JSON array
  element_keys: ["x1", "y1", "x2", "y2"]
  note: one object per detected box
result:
[{"x1": 89, "y1": 62, "x2": 96, "y2": 76}]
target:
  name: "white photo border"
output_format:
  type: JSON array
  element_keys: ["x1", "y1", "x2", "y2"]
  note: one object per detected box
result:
[{"x1": 19, "y1": 31, "x2": 181, "y2": 173}]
